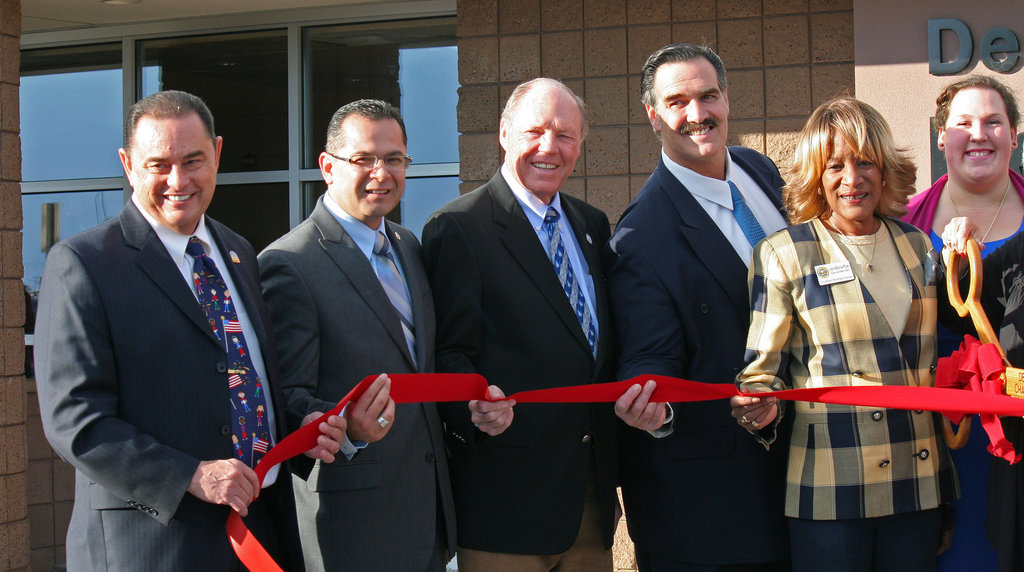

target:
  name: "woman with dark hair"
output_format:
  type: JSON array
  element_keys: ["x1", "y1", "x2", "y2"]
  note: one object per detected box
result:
[
  {"x1": 731, "y1": 97, "x2": 957, "y2": 571},
  {"x1": 904, "y1": 75, "x2": 1023, "y2": 571}
]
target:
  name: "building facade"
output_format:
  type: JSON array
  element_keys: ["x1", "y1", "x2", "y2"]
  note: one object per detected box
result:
[{"x1": 7, "y1": 0, "x2": 1020, "y2": 570}]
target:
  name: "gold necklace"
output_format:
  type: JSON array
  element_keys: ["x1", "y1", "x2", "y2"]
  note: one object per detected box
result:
[
  {"x1": 824, "y1": 217, "x2": 880, "y2": 272},
  {"x1": 947, "y1": 179, "x2": 1011, "y2": 243}
]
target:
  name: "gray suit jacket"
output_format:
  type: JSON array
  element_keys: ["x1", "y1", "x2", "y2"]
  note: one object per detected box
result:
[
  {"x1": 34, "y1": 201, "x2": 301, "y2": 571},
  {"x1": 259, "y1": 197, "x2": 455, "y2": 571}
]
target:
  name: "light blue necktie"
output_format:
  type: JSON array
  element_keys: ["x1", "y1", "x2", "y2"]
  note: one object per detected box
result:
[
  {"x1": 373, "y1": 230, "x2": 416, "y2": 359},
  {"x1": 729, "y1": 181, "x2": 766, "y2": 247},
  {"x1": 543, "y1": 207, "x2": 597, "y2": 356}
]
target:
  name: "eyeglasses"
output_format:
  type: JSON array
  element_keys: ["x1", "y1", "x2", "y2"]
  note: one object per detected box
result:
[{"x1": 326, "y1": 152, "x2": 412, "y2": 172}]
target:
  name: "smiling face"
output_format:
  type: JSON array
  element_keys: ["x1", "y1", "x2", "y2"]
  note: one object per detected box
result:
[
  {"x1": 938, "y1": 87, "x2": 1019, "y2": 192},
  {"x1": 499, "y1": 83, "x2": 584, "y2": 204},
  {"x1": 119, "y1": 112, "x2": 222, "y2": 235},
  {"x1": 821, "y1": 134, "x2": 883, "y2": 236},
  {"x1": 321, "y1": 115, "x2": 407, "y2": 230},
  {"x1": 646, "y1": 58, "x2": 730, "y2": 180}
]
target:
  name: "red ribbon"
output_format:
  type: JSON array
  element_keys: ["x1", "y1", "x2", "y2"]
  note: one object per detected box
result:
[
  {"x1": 228, "y1": 369, "x2": 1024, "y2": 570},
  {"x1": 935, "y1": 335, "x2": 1021, "y2": 463}
]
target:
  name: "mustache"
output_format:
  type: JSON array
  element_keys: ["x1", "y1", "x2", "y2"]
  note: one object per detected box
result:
[{"x1": 678, "y1": 120, "x2": 717, "y2": 134}]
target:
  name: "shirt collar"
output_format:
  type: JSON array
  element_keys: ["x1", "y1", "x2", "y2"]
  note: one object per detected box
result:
[
  {"x1": 322, "y1": 191, "x2": 381, "y2": 260},
  {"x1": 660, "y1": 149, "x2": 737, "y2": 210},
  {"x1": 501, "y1": 163, "x2": 565, "y2": 223},
  {"x1": 131, "y1": 194, "x2": 213, "y2": 263}
]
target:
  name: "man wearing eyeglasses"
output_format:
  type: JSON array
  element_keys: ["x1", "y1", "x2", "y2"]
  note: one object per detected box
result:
[{"x1": 259, "y1": 99, "x2": 456, "y2": 571}]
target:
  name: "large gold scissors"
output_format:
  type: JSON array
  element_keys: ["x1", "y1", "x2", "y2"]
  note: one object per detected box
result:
[{"x1": 942, "y1": 237, "x2": 1024, "y2": 448}]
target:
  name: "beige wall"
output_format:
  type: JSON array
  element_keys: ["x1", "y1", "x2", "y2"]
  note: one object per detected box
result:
[
  {"x1": 0, "y1": 0, "x2": 27, "y2": 569},
  {"x1": 855, "y1": 0, "x2": 1024, "y2": 191},
  {"x1": 457, "y1": 0, "x2": 855, "y2": 225}
]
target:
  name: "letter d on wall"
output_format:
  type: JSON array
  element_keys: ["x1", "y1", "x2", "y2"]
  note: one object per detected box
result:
[{"x1": 929, "y1": 18, "x2": 972, "y2": 75}]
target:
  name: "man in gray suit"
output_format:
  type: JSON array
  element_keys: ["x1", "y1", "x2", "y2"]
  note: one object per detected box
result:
[
  {"x1": 259, "y1": 99, "x2": 456, "y2": 571},
  {"x1": 34, "y1": 90, "x2": 346, "y2": 571}
]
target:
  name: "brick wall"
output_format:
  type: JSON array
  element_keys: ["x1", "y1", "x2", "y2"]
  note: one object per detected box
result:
[
  {"x1": 456, "y1": 0, "x2": 854, "y2": 225},
  {"x1": 455, "y1": 1, "x2": 854, "y2": 569},
  {"x1": 0, "y1": 0, "x2": 27, "y2": 569}
]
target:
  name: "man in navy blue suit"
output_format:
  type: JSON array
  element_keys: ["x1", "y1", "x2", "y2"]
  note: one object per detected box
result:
[{"x1": 606, "y1": 44, "x2": 791, "y2": 571}]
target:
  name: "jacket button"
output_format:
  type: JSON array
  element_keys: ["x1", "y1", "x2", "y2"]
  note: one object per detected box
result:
[
  {"x1": 699, "y1": 304, "x2": 710, "y2": 314},
  {"x1": 216, "y1": 362, "x2": 227, "y2": 373},
  {"x1": 871, "y1": 411, "x2": 883, "y2": 422},
  {"x1": 930, "y1": 364, "x2": 937, "y2": 373},
  {"x1": 220, "y1": 425, "x2": 232, "y2": 436},
  {"x1": 916, "y1": 449, "x2": 930, "y2": 460},
  {"x1": 425, "y1": 452, "x2": 435, "y2": 463},
  {"x1": 581, "y1": 434, "x2": 592, "y2": 444},
  {"x1": 879, "y1": 459, "x2": 890, "y2": 468},
  {"x1": 851, "y1": 371, "x2": 863, "y2": 377},
  {"x1": 148, "y1": 509, "x2": 158, "y2": 516}
]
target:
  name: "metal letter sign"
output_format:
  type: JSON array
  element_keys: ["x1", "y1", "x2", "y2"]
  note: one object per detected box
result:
[{"x1": 929, "y1": 18, "x2": 972, "y2": 74}]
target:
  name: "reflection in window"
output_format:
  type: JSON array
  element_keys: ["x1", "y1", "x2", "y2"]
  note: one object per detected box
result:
[
  {"x1": 139, "y1": 30, "x2": 289, "y2": 173},
  {"x1": 304, "y1": 18, "x2": 458, "y2": 168},
  {"x1": 205, "y1": 183, "x2": 290, "y2": 253},
  {"x1": 22, "y1": 190, "x2": 124, "y2": 297},
  {"x1": 20, "y1": 44, "x2": 122, "y2": 181}
]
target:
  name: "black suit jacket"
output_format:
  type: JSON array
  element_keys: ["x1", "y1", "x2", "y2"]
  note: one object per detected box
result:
[
  {"x1": 605, "y1": 148, "x2": 791, "y2": 565},
  {"x1": 258, "y1": 198, "x2": 456, "y2": 571},
  {"x1": 421, "y1": 171, "x2": 619, "y2": 554},
  {"x1": 34, "y1": 201, "x2": 301, "y2": 571}
]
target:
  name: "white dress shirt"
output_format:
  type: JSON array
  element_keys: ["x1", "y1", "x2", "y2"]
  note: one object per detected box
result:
[{"x1": 661, "y1": 149, "x2": 787, "y2": 267}]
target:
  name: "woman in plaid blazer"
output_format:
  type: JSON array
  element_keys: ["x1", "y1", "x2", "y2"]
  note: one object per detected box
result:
[{"x1": 731, "y1": 98, "x2": 958, "y2": 571}]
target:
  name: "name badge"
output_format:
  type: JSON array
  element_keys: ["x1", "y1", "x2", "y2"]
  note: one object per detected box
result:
[{"x1": 814, "y1": 261, "x2": 854, "y2": 285}]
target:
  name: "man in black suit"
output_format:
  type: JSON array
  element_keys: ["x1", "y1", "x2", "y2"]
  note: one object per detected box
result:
[
  {"x1": 34, "y1": 90, "x2": 344, "y2": 571},
  {"x1": 422, "y1": 78, "x2": 636, "y2": 570},
  {"x1": 259, "y1": 99, "x2": 456, "y2": 571},
  {"x1": 605, "y1": 44, "x2": 792, "y2": 571}
]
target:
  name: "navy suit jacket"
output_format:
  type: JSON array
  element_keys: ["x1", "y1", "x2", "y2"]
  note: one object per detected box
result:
[
  {"x1": 605, "y1": 147, "x2": 790, "y2": 564},
  {"x1": 35, "y1": 201, "x2": 301, "y2": 571}
]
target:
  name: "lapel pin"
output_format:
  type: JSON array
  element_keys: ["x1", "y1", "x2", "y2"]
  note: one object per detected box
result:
[
  {"x1": 394, "y1": 231, "x2": 400, "y2": 241},
  {"x1": 229, "y1": 251, "x2": 241, "y2": 264},
  {"x1": 585, "y1": 234, "x2": 593, "y2": 244}
]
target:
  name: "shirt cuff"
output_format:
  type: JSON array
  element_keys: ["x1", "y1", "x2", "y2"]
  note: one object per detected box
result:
[{"x1": 647, "y1": 403, "x2": 675, "y2": 438}]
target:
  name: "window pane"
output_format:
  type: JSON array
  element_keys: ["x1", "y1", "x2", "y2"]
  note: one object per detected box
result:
[
  {"x1": 22, "y1": 190, "x2": 125, "y2": 297},
  {"x1": 205, "y1": 183, "x2": 290, "y2": 254},
  {"x1": 139, "y1": 30, "x2": 289, "y2": 172},
  {"x1": 20, "y1": 45, "x2": 123, "y2": 181},
  {"x1": 304, "y1": 18, "x2": 458, "y2": 169},
  {"x1": 400, "y1": 176, "x2": 459, "y2": 239}
]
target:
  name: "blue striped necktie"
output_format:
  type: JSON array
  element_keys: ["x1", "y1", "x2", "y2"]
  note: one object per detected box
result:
[
  {"x1": 186, "y1": 237, "x2": 271, "y2": 467},
  {"x1": 543, "y1": 207, "x2": 597, "y2": 356},
  {"x1": 729, "y1": 181, "x2": 766, "y2": 246},
  {"x1": 372, "y1": 230, "x2": 416, "y2": 359}
]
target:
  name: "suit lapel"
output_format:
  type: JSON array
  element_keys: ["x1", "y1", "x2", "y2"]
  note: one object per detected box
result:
[
  {"x1": 121, "y1": 202, "x2": 221, "y2": 345},
  {"x1": 490, "y1": 175, "x2": 593, "y2": 356},
  {"x1": 655, "y1": 162, "x2": 752, "y2": 322},
  {"x1": 311, "y1": 201, "x2": 416, "y2": 368}
]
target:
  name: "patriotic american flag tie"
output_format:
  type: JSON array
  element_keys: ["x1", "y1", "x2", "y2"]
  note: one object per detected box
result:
[{"x1": 186, "y1": 237, "x2": 272, "y2": 467}]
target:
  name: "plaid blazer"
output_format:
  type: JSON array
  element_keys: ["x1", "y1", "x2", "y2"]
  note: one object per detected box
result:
[{"x1": 739, "y1": 217, "x2": 958, "y2": 520}]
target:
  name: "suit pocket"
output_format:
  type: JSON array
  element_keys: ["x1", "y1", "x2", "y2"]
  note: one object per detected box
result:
[
  {"x1": 664, "y1": 430, "x2": 735, "y2": 459},
  {"x1": 307, "y1": 459, "x2": 389, "y2": 492}
]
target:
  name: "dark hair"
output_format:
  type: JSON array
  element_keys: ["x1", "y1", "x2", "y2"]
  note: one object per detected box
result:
[
  {"x1": 125, "y1": 90, "x2": 215, "y2": 151},
  {"x1": 640, "y1": 43, "x2": 728, "y2": 107},
  {"x1": 935, "y1": 75, "x2": 1020, "y2": 129},
  {"x1": 326, "y1": 99, "x2": 407, "y2": 153}
]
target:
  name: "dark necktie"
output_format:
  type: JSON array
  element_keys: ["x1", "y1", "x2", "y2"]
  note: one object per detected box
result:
[
  {"x1": 543, "y1": 207, "x2": 597, "y2": 355},
  {"x1": 729, "y1": 181, "x2": 766, "y2": 247},
  {"x1": 372, "y1": 230, "x2": 416, "y2": 359},
  {"x1": 186, "y1": 237, "x2": 271, "y2": 467}
]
